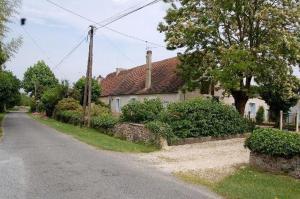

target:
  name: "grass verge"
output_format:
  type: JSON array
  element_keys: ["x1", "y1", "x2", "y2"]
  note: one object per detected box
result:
[
  {"x1": 175, "y1": 167, "x2": 300, "y2": 199},
  {"x1": 30, "y1": 114, "x2": 157, "y2": 153},
  {"x1": 0, "y1": 113, "x2": 5, "y2": 139}
]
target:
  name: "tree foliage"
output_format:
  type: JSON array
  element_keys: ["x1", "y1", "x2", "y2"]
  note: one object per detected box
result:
[
  {"x1": 23, "y1": 60, "x2": 58, "y2": 99},
  {"x1": 257, "y1": 66, "x2": 300, "y2": 121},
  {"x1": 0, "y1": 70, "x2": 20, "y2": 112},
  {"x1": 0, "y1": 0, "x2": 22, "y2": 69},
  {"x1": 159, "y1": 0, "x2": 300, "y2": 115},
  {"x1": 73, "y1": 77, "x2": 101, "y2": 105}
]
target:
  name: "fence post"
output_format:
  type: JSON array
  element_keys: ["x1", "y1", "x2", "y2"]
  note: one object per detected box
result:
[
  {"x1": 280, "y1": 110, "x2": 283, "y2": 130},
  {"x1": 296, "y1": 112, "x2": 299, "y2": 132}
]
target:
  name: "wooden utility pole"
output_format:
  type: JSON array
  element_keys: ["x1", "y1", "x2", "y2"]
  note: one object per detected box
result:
[{"x1": 83, "y1": 25, "x2": 94, "y2": 127}]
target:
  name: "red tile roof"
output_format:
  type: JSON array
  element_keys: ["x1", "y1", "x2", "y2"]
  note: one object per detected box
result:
[{"x1": 100, "y1": 57, "x2": 183, "y2": 97}]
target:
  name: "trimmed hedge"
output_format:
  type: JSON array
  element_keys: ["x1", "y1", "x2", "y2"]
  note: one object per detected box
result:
[
  {"x1": 91, "y1": 114, "x2": 118, "y2": 129},
  {"x1": 161, "y1": 98, "x2": 254, "y2": 138},
  {"x1": 121, "y1": 98, "x2": 163, "y2": 123},
  {"x1": 145, "y1": 121, "x2": 174, "y2": 139},
  {"x1": 245, "y1": 128, "x2": 300, "y2": 158}
]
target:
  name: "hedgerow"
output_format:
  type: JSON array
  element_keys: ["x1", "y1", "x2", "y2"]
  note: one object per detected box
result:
[
  {"x1": 245, "y1": 128, "x2": 300, "y2": 158},
  {"x1": 161, "y1": 98, "x2": 254, "y2": 138}
]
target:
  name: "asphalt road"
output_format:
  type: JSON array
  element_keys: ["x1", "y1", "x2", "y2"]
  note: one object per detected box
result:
[{"x1": 0, "y1": 113, "x2": 220, "y2": 199}]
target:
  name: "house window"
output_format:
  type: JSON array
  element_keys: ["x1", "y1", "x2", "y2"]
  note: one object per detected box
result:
[
  {"x1": 129, "y1": 97, "x2": 137, "y2": 102},
  {"x1": 249, "y1": 103, "x2": 256, "y2": 116},
  {"x1": 115, "y1": 98, "x2": 121, "y2": 113}
]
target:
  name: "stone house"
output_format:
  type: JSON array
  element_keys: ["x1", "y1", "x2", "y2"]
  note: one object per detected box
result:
[{"x1": 98, "y1": 51, "x2": 269, "y2": 120}]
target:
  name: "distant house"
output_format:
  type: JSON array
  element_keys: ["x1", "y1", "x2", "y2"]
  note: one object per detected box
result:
[{"x1": 98, "y1": 51, "x2": 268, "y2": 120}]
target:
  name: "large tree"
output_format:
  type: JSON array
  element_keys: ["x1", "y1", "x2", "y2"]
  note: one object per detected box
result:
[
  {"x1": 257, "y1": 65, "x2": 300, "y2": 122},
  {"x1": 23, "y1": 60, "x2": 59, "y2": 99},
  {"x1": 159, "y1": 0, "x2": 300, "y2": 115},
  {"x1": 0, "y1": 70, "x2": 21, "y2": 112},
  {"x1": 73, "y1": 77, "x2": 101, "y2": 105}
]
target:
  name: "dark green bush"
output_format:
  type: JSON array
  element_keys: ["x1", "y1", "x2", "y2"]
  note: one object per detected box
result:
[
  {"x1": 161, "y1": 98, "x2": 254, "y2": 138},
  {"x1": 245, "y1": 128, "x2": 300, "y2": 158},
  {"x1": 256, "y1": 106, "x2": 265, "y2": 125},
  {"x1": 91, "y1": 114, "x2": 118, "y2": 129},
  {"x1": 145, "y1": 121, "x2": 174, "y2": 139},
  {"x1": 121, "y1": 98, "x2": 163, "y2": 123},
  {"x1": 55, "y1": 110, "x2": 83, "y2": 126}
]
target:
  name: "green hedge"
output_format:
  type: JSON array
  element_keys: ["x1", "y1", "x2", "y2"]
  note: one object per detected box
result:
[
  {"x1": 91, "y1": 114, "x2": 118, "y2": 129},
  {"x1": 55, "y1": 110, "x2": 83, "y2": 126},
  {"x1": 145, "y1": 121, "x2": 174, "y2": 139},
  {"x1": 121, "y1": 98, "x2": 163, "y2": 123},
  {"x1": 245, "y1": 128, "x2": 300, "y2": 158},
  {"x1": 161, "y1": 98, "x2": 254, "y2": 138}
]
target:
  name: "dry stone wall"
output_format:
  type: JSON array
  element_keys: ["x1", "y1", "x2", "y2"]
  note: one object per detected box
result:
[{"x1": 250, "y1": 152, "x2": 300, "y2": 179}]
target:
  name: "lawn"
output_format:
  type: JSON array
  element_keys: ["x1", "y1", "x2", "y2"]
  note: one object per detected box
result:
[
  {"x1": 30, "y1": 114, "x2": 157, "y2": 153},
  {"x1": 176, "y1": 167, "x2": 300, "y2": 199},
  {"x1": 0, "y1": 113, "x2": 5, "y2": 139}
]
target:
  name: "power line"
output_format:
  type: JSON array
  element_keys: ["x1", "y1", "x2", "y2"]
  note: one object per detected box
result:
[
  {"x1": 94, "y1": 0, "x2": 161, "y2": 30},
  {"x1": 53, "y1": 35, "x2": 87, "y2": 71},
  {"x1": 45, "y1": 0, "x2": 165, "y2": 48}
]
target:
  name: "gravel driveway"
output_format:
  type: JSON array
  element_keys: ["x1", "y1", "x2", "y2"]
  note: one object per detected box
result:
[{"x1": 137, "y1": 138, "x2": 249, "y2": 181}]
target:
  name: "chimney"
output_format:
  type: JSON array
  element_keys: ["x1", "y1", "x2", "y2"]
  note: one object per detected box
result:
[
  {"x1": 116, "y1": 68, "x2": 126, "y2": 76},
  {"x1": 96, "y1": 75, "x2": 104, "y2": 85},
  {"x1": 145, "y1": 50, "x2": 152, "y2": 89}
]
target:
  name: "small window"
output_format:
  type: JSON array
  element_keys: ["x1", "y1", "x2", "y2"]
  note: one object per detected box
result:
[{"x1": 129, "y1": 97, "x2": 137, "y2": 102}]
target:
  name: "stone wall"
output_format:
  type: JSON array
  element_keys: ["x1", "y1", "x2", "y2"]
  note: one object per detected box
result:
[
  {"x1": 170, "y1": 133, "x2": 250, "y2": 146},
  {"x1": 250, "y1": 152, "x2": 300, "y2": 179},
  {"x1": 113, "y1": 123, "x2": 155, "y2": 143}
]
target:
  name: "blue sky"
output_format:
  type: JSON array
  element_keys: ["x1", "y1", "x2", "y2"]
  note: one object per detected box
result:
[{"x1": 6, "y1": 0, "x2": 178, "y2": 83}]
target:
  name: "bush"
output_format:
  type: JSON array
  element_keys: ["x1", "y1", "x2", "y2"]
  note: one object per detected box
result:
[
  {"x1": 256, "y1": 106, "x2": 265, "y2": 125},
  {"x1": 245, "y1": 128, "x2": 300, "y2": 158},
  {"x1": 41, "y1": 86, "x2": 65, "y2": 117},
  {"x1": 54, "y1": 98, "x2": 82, "y2": 113},
  {"x1": 121, "y1": 98, "x2": 163, "y2": 123},
  {"x1": 145, "y1": 121, "x2": 174, "y2": 139},
  {"x1": 55, "y1": 110, "x2": 83, "y2": 126},
  {"x1": 161, "y1": 98, "x2": 254, "y2": 138},
  {"x1": 91, "y1": 104, "x2": 110, "y2": 117},
  {"x1": 91, "y1": 114, "x2": 118, "y2": 129}
]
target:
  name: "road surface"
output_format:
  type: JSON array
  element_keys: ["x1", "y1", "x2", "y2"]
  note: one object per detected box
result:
[{"x1": 0, "y1": 113, "x2": 220, "y2": 199}]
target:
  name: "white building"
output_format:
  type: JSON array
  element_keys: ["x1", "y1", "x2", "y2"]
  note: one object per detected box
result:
[{"x1": 98, "y1": 51, "x2": 269, "y2": 120}]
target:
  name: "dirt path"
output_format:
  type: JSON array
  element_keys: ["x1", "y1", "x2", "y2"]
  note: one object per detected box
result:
[{"x1": 136, "y1": 138, "x2": 249, "y2": 181}]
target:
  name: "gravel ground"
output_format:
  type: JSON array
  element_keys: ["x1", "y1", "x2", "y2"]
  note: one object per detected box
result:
[{"x1": 136, "y1": 138, "x2": 249, "y2": 181}]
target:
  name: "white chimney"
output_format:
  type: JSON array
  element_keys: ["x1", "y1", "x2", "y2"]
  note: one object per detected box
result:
[
  {"x1": 116, "y1": 68, "x2": 126, "y2": 76},
  {"x1": 145, "y1": 50, "x2": 152, "y2": 89}
]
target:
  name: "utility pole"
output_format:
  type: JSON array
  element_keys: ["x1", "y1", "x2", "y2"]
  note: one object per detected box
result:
[{"x1": 83, "y1": 25, "x2": 95, "y2": 127}]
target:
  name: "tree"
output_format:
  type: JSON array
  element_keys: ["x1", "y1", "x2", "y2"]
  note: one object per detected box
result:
[
  {"x1": 41, "y1": 86, "x2": 64, "y2": 117},
  {"x1": 0, "y1": 0, "x2": 22, "y2": 70},
  {"x1": 255, "y1": 106, "x2": 265, "y2": 125},
  {"x1": 258, "y1": 66, "x2": 300, "y2": 122},
  {"x1": 23, "y1": 61, "x2": 58, "y2": 99},
  {"x1": 0, "y1": 70, "x2": 21, "y2": 112},
  {"x1": 73, "y1": 77, "x2": 101, "y2": 105},
  {"x1": 159, "y1": 0, "x2": 300, "y2": 115}
]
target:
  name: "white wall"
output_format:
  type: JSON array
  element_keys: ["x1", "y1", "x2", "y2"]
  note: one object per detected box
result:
[{"x1": 100, "y1": 93, "x2": 180, "y2": 114}]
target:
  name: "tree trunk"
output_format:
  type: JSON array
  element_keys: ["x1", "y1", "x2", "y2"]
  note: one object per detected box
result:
[{"x1": 232, "y1": 91, "x2": 249, "y2": 116}]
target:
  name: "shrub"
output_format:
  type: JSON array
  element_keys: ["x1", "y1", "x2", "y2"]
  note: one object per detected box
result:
[
  {"x1": 256, "y1": 106, "x2": 265, "y2": 125},
  {"x1": 91, "y1": 114, "x2": 118, "y2": 129},
  {"x1": 161, "y1": 98, "x2": 254, "y2": 138},
  {"x1": 245, "y1": 128, "x2": 300, "y2": 158},
  {"x1": 54, "y1": 98, "x2": 82, "y2": 113},
  {"x1": 30, "y1": 98, "x2": 37, "y2": 112},
  {"x1": 41, "y1": 86, "x2": 65, "y2": 117},
  {"x1": 55, "y1": 110, "x2": 83, "y2": 126},
  {"x1": 91, "y1": 104, "x2": 110, "y2": 117},
  {"x1": 146, "y1": 121, "x2": 174, "y2": 139},
  {"x1": 121, "y1": 98, "x2": 163, "y2": 123}
]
